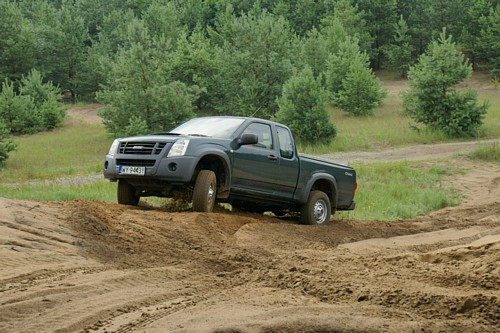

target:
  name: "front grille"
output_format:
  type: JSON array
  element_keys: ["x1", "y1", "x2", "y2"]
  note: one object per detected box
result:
[
  {"x1": 116, "y1": 159, "x2": 156, "y2": 167},
  {"x1": 119, "y1": 141, "x2": 169, "y2": 155}
]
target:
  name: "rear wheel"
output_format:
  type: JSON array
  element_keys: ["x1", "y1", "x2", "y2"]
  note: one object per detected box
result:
[
  {"x1": 301, "y1": 191, "x2": 331, "y2": 225},
  {"x1": 117, "y1": 180, "x2": 140, "y2": 206},
  {"x1": 192, "y1": 170, "x2": 217, "y2": 212}
]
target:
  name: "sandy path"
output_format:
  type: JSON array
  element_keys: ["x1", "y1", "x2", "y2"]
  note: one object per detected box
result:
[{"x1": 0, "y1": 159, "x2": 499, "y2": 332}]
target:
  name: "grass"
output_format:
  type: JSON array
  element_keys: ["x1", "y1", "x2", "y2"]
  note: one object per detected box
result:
[
  {"x1": 0, "y1": 160, "x2": 460, "y2": 221},
  {"x1": 468, "y1": 142, "x2": 500, "y2": 162},
  {"x1": 0, "y1": 122, "x2": 113, "y2": 183},
  {"x1": 299, "y1": 71, "x2": 500, "y2": 154},
  {"x1": 0, "y1": 180, "x2": 116, "y2": 202},
  {"x1": 337, "y1": 161, "x2": 460, "y2": 221}
]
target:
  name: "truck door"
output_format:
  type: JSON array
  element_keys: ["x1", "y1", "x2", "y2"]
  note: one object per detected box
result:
[
  {"x1": 273, "y1": 126, "x2": 299, "y2": 200},
  {"x1": 231, "y1": 122, "x2": 280, "y2": 197}
]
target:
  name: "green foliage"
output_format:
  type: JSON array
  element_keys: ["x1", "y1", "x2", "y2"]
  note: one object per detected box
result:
[
  {"x1": 0, "y1": 1, "x2": 36, "y2": 83},
  {"x1": 97, "y1": 19, "x2": 194, "y2": 137},
  {"x1": 209, "y1": 8, "x2": 295, "y2": 119},
  {"x1": 0, "y1": 120, "x2": 16, "y2": 166},
  {"x1": 0, "y1": 69, "x2": 64, "y2": 135},
  {"x1": 274, "y1": 66, "x2": 336, "y2": 143},
  {"x1": 403, "y1": 30, "x2": 488, "y2": 137},
  {"x1": 325, "y1": 38, "x2": 385, "y2": 116},
  {"x1": 384, "y1": 15, "x2": 414, "y2": 77},
  {"x1": 335, "y1": 60, "x2": 386, "y2": 116},
  {"x1": 478, "y1": 6, "x2": 500, "y2": 78}
]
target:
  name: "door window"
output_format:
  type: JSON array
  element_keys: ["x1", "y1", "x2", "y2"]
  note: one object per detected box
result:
[
  {"x1": 277, "y1": 127, "x2": 294, "y2": 159},
  {"x1": 242, "y1": 123, "x2": 273, "y2": 149}
]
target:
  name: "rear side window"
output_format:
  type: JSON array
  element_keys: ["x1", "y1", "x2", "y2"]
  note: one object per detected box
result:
[
  {"x1": 242, "y1": 123, "x2": 273, "y2": 149},
  {"x1": 277, "y1": 126, "x2": 294, "y2": 159}
]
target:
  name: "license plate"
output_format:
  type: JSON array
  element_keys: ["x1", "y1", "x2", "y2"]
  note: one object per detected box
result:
[{"x1": 119, "y1": 166, "x2": 145, "y2": 175}]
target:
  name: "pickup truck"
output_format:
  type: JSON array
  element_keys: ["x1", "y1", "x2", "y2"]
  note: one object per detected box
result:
[{"x1": 103, "y1": 117, "x2": 357, "y2": 225}]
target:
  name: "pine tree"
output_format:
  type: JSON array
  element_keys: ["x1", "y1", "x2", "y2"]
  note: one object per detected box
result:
[
  {"x1": 403, "y1": 30, "x2": 488, "y2": 136},
  {"x1": 384, "y1": 15, "x2": 414, "y2": 77},
  {"x1": 478, "y1": 6, "x2": 500, "y2": 78},
  {"x1": 274, "y1": 66, "x2": 336, "y2": 143},
  {"x1": 0, "y1": 120, "x2": 16, "y2": 167},
  {"x1": 97, "y1": 19, "x2": 194, "y2": 137}
]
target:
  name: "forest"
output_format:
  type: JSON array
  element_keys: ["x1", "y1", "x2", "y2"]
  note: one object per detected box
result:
[{"x1": 0, "y1": 0, "x2": 498, "y2": 161}]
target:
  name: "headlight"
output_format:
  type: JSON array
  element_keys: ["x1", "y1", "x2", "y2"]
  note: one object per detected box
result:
[
  {"x1": 167, "y1": 139, "x2": 189, "y2": 157},
  {"x1": 108, "y1": 139, "x2": 119, "y2": 156}
]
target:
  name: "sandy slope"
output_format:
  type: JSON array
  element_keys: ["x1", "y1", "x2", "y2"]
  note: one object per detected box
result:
[{"x1": 0, "y1": 160, "x2": 499, "y2": 333}]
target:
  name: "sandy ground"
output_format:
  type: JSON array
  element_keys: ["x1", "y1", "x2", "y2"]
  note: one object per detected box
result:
[{"x1": 0, "y1": 158, "x2": 498, "y2": 333}]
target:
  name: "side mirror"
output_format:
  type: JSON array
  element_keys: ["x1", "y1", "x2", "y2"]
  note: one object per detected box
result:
[{"x1": 237, "y1": 133, "x2": 258, "y2": 146}]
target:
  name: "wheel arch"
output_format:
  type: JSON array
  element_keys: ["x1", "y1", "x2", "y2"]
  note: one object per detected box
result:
[
  {"x1": 192, "y1": 151, "x2": 231, "y2": 199},
  {"x1": 302, "y1": 174, "x2": 338, "y2": 210}
]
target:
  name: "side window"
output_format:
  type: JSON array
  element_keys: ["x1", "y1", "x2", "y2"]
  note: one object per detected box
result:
[
  {"x1": 242, "y1": 123, "x2": 273, "y2": 149},
  {"x1": 277, "y1": 127, "x2": 294, "y2": 159}
]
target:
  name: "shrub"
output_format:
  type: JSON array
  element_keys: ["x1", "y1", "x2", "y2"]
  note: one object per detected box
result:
[
  {"x1": 274, "y1": 66, "x2": 336, "y2": 143},
  {"x1": 403, "y1": 30, "x2": 488, "y2": 136},
  {"x1": 0, "y1": 120, "x2": 16, "y2": 166},
  {"x1": 335, "y1": 60, "x2": 386, "y2": 116},
  {"x1": 0, "y1": 70, "x2": 64, "y2": 134}
]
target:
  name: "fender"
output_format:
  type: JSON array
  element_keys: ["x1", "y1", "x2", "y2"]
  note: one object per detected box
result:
[
  {"x1": 192, "y1": 147, "x2": 232, "y2": 198},
  {"x1": 299, "y1": 173, "x2": 338, "y2": 207}
]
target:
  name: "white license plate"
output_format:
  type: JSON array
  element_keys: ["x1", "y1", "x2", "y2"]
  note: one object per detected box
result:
[{"x1": 119, "y1": 166, "x2": 145, "y2": 175}]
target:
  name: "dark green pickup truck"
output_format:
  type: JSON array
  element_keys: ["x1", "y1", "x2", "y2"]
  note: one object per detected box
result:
[{"x1": 104, "y1": 117, "x2": 357, "y2": 225}]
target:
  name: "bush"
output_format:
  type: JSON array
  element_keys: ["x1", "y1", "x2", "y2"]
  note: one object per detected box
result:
[
  {"x1": 0, "y1": 120, "x2": 16, "y2": 166},
  {"x1": 0, "y1": 70, "x2": 64, "y2": 134},
  {"x1": 335, "y1": 60, "x2": 386, "y2": 116},
  {"x1": 325, "y1": 38, "x2": 385, "y2": 116},
  {"x1": 403, "y1": 30, "x2": 488, "y2": 136},
  {"x1": 274, "y1": 66, "x2": 336, "y2": 143}
]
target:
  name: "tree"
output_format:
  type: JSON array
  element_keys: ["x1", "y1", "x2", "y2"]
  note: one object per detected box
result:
[
  {"x1": 274, "y1": 66, "x2": 336, "y2": 143},
  {"x1": 478, "y1": 6, "x2": 500, "y2": 78},
  {"x1": 0, "y1": 120, "x2": 16, "y2": 166},
  {"x1": 209, "y1": 7, "x2": 295, "y2": 119},
  {"x1": 403, "y1": 30, "x2": 488, "y2": 137},
  {"x1": 384, "y1": 15, "x2": 414, "y2": 77},
  {"x1": 97, "y1": 19, "x2": 194, "y2": 137},
  {"x1": 335, "y1": 60, "x2": 386, "y2": 116},
  {"x1": 0, "y1": 1, "x2": 36, "y2": 83},
  {"x1": 323, "y1": 0, "x2": 372, "y2": 53},
  {"x1": 355, "y1": 0, "x2": 398, "y2": 69},
  {"x1": 324, "y1": 37, "x2": 385, "y2": 115}
]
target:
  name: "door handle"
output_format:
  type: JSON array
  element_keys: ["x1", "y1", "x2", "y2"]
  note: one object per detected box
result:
[{"x1": 268, "y1": 154, "x2": 277, "y2": 161}]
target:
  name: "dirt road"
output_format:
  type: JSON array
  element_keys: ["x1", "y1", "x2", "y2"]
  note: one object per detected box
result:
[{"x1": 0, "y1": 158, "x2": 499, "y2": 332}]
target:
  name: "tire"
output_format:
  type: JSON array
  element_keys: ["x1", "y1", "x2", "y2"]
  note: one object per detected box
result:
[
  {"x1": 192, "y1": 170, "x2": 217, "y2": 212},
  {"x1": 301, "y1": 191, "x2": 331, "y2": 225},
  {"x1": 117, "y1": 179, "x2": 140, "y2": 206}
]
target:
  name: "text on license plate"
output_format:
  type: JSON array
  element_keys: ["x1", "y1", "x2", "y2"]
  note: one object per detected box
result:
[{"x1": 119, "y1": 166, "x2": 145, "y2": 175}]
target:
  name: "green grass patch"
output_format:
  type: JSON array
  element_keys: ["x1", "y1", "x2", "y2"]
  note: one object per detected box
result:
[
  {"x1": 0, "y1": 180, "x2": 116, "y2": 202},
  {"x1": 337, "y1": 161, "x2": 460, "y2": 221},
  {"x1": 0, "y1": 122, "x2": 113, "y2": 183},
  {"x1": 468, "y1": 143, "x2": 500, "y2": 162}
]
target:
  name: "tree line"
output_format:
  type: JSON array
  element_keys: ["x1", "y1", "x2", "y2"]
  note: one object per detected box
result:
[{"x1": 0, "y1": 0, "x2": 498, "y2": 164}]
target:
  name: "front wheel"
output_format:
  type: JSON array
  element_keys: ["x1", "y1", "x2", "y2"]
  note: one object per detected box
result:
[
  {"x1": 301, "y1": 191, "x2": 331, "y2": 225},
  {"x1": 192, "y1": 170, "x2": 217, "y2": 212},
  {"x1": 117, "y1": 179, "x2": 140, "y2": 206}
]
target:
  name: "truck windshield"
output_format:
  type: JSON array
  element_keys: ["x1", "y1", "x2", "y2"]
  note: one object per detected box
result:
[{"x1": 169, "y1": 117, "x2": 245, "y2": 138}]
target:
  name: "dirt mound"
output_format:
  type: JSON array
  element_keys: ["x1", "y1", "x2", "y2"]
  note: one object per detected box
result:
[{"x1": 1, "y1": 193, "x2": 499, "y2": 332}]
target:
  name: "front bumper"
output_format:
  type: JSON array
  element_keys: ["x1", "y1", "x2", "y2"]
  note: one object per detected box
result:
[{"x1": 103, "y1": 154, "x2": 199, "y2": 184}]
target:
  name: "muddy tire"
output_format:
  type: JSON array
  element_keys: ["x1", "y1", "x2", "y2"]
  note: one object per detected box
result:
[
  {"x1": 192, "y1": 170, "x2": 217, "y2": 212},
  {"x1": 117, "y1": 180, "x2": 140, "y2": 206},
  {"x1": 301, "y1": 191, "x2": 331, "y2": 225}
]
